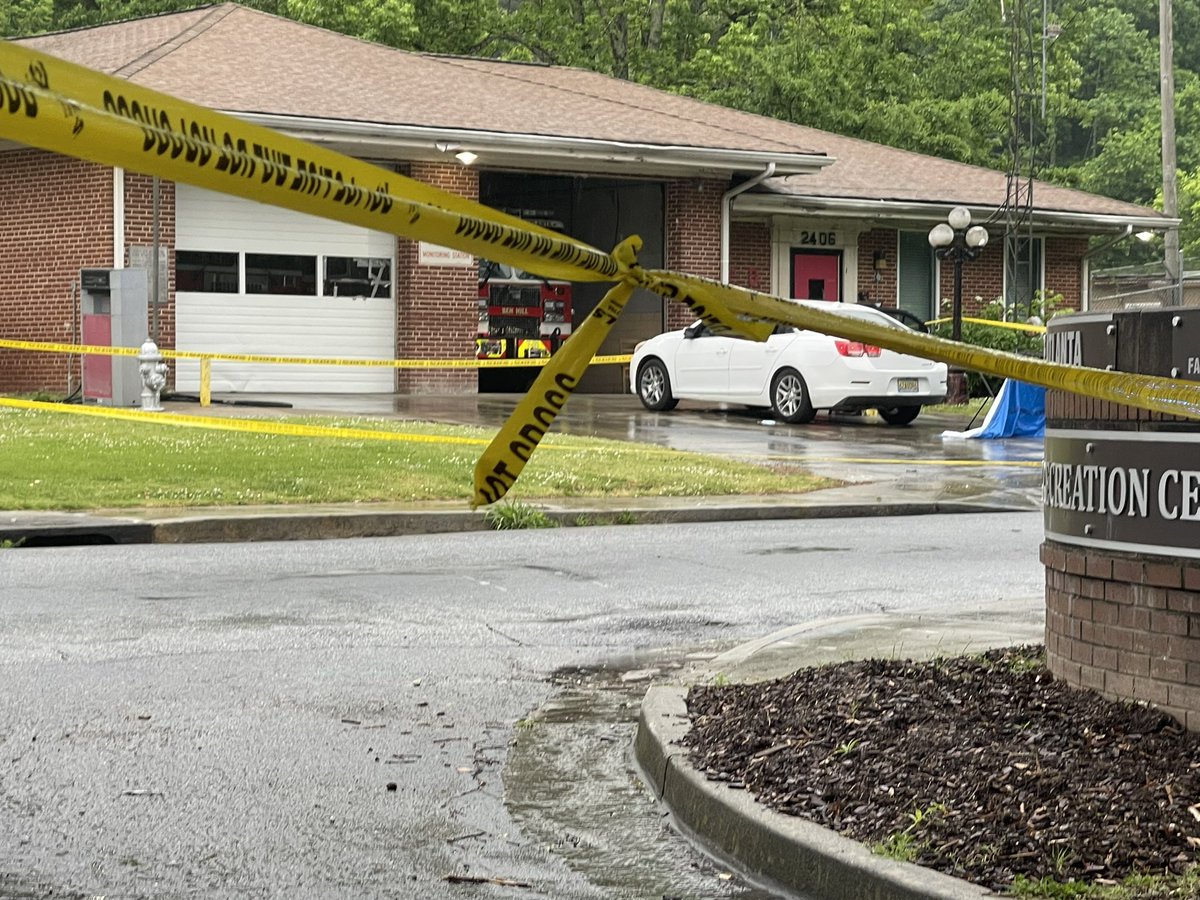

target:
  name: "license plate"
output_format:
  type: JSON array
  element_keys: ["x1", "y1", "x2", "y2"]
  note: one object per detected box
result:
[{"x1": 897, "y1": 378, "x2": 918, "y2": 393}]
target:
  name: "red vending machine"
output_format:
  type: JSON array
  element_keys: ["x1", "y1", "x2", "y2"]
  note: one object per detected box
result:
[{"x1": 79, "y1": 268, "x2": 150, "y2": 406}]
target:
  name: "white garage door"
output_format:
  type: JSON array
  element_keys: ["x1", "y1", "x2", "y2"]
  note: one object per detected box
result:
[{"x1": 174, "y1": 184, "x2": 396, "y2": 393}]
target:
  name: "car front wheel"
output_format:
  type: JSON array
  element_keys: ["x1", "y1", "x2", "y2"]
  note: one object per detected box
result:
[
  {"x1": 770, "y1": 368, "x2": 815, "y2": 424},
  {"x1": 878, "y1": 406, "x2": 921, "y2": 426},
  {"x1": 637, "y1": 359, "x2": 678, "y2": 411}
]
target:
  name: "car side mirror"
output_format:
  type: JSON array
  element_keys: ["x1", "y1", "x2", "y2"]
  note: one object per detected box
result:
[{"x1": 683, "y1": 323, "x2": 704, "y2": 339}]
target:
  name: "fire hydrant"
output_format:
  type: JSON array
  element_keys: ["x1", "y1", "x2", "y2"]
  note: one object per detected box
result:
[{"x1": 138, "y1": 338, "x2": 169, "y2": 412}]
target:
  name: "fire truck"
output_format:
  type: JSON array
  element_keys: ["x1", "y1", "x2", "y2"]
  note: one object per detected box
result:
[{"x1": 476, "y1": 259, "x2": 573, "y2": 361}]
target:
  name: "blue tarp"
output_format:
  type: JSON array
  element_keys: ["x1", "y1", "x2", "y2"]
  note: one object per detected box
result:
[{"x1": 942, "y1": 379, "x2": 1045, "y2": 439}]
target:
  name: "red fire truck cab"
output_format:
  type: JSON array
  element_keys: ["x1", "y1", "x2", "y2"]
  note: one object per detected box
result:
[{"x1": 476, "y1": 260, "x2": 573, "y2": 361}]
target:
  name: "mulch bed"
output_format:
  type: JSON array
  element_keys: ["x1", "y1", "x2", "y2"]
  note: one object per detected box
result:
[{"x1": 682, "y1": 645, "x2": 1200, "y2": 893}]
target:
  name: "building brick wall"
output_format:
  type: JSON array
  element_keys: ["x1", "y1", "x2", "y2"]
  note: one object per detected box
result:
[
  {"x1": 665, "y1": 179, "x2": 725, "y2": 331},
  {"x1": 396, "y1": 161, "x2": 479, "y2": 393},
  {"x1": 0, "y1": 149, "x2": 114, "y2": 395},
  {"x1": 934, "y1": 243, "x2": 1003, "y2": 320},
  {"x1": 932, "y1": 236, "x2": 1084, "y2": 321},
  {"x1": 728, "y1": 221, "x2": 770, "y2": 293},
  {"x1": 123, "y1": 172, "x2": 176, "y2": 364},
  {"x1": 1045, "y1": 236, "x2": 1086, "y2": 312},
  {"x1": 857, "y1": 229, "x2": 896, "y2": 306},
  {"x1": 1042, "y1": 541, "x2": 1200, "y2": 730}
]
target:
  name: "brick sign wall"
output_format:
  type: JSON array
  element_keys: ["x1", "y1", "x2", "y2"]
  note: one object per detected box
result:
[{"x1": 1044, "y1": 311, "x2": 1200, "y2": 729}]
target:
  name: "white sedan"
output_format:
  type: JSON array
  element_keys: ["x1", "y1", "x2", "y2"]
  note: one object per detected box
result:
[{"x1": 629, "y1": 301, "x2": 948, "y2": 426}]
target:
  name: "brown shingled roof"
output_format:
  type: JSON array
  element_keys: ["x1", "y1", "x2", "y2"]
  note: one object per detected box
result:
[
  {"x1": 760, "y1": 130, "x2": 1159, "y2": 220},
  {"x1": 20, "y1": 4, "x2": 825, "y2": 155},
  {"x1": 17, "y1": 3, "x2": 1163, "y2": 224}
]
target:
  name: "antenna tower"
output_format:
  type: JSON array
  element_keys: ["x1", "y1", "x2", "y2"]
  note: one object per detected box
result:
[{"x1": 1001, "y1": 0, "x2": 1050, "y2": 320}]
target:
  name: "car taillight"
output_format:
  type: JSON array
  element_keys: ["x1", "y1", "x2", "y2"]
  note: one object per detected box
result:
[{"x1": 834, "y1": 340, "x2": 882, "y2": 358}]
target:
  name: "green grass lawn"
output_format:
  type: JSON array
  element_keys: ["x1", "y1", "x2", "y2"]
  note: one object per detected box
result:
[{"x1": 0, "y1": 406, "x2": 836, "y2": 510}]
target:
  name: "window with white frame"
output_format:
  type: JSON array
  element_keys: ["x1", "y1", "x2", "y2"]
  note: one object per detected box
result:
[
  {"x1": 324, "y1": 256, "x2": 392, "y2": 298},
  {"x1": 1005, "y1": 236, "x2": 1043, "y2": 315},
  {"x1": 175, "y1": 250, "x2": 239, "y2": 293},
  {"x1": 175, "y1": 251, "x2": 393, "y2": 299}
]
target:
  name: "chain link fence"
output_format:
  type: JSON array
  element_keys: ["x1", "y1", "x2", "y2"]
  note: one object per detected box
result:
[{"x1": 1089, "y1": 260, "x2": 1200, "y2": 311}]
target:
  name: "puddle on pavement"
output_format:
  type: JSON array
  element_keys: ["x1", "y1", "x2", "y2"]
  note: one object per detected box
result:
[{"x1": 504, "y1": 653, "x2": 784, "y2": 900}]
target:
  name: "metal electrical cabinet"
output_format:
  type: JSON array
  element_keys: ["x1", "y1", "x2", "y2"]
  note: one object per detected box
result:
[{"x1": 80, "y1": 268, "x2": 149, "y2": 406}]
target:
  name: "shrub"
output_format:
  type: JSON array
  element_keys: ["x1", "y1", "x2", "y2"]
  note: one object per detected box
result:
[{"x1": 929, "y1": 291, "x2": 1062, "y2": 397}]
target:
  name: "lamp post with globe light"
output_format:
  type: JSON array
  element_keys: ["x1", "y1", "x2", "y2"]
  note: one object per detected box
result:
[{"x1": 928, "y1": 206, "x2": 990, "y2": 342}]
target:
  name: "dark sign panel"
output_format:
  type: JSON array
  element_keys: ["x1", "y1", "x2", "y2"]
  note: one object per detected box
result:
[
  {"x1": 1171, "y1": 310, "x2": 1200, "y2": 382},
  {"x1": 1045, "y1": 312, "x2": 1117, "y2": 370},
  {"x1": 1044, "y1": 429, "x2": 1200, "y2": 559}
]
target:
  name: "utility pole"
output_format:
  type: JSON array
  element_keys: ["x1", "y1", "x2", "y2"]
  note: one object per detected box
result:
[{"x1": 1161, "y1": 0, "x2": 1182, "y2": 305}]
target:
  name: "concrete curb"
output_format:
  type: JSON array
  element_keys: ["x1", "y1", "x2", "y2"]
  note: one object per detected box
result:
[
  {"x1": 0, "y1": 500, "x2": 1029, "y2": 547},
  {"x1": 633, "y1": 686, "x2": 996, "y2": 900},
  {"x1": 0, "y1": 512, "x2": 155, "y2": 546},
  {"x1": 146, "y1": 510, "x2": 490, "y2": 544}
]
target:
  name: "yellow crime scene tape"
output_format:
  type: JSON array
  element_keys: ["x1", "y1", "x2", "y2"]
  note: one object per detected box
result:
[
  {"x1": 0, "y1": 396, "x2": 496, "y2": 445},
  {"x1": 3, "y1": 41, "x2": 1200, "y2": 508},
  {"x1": 0, "y1": 338, "x2": 630, "y2": 370},
  {"x1": 926, "y1": 317, "x2": 1048, "y2": 334},
  {"x1": 473, "y1": 260, "x2": 637, "y2": 506},
  {"x1": 0, "y1": 394, "x2": 697, "y2": 458}
]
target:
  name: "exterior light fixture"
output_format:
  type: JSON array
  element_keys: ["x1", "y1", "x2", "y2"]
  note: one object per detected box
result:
[
  {"x1": 434, "y1": 142, "x2": 479, "y2": 166},
  {"x1": 872, "y1": 249, "x2": 888, "y2": 283},
  {"x1": 928, "y1": 206, "x2": 989, "y2": 342}
]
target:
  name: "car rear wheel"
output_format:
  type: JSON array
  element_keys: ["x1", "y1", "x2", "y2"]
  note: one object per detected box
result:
[
  {"x1": 878, "y1": 406, "x2": 921, "y2": 426},
  {"x1": 637, "y1": 359, "x2": 678, "y2": 411},
  {"x1": 770, "y1": 368, "x2": 815, "y2": 424}
]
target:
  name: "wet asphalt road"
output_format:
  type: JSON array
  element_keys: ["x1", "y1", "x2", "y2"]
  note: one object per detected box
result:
[{"x1": 0, "y1": 514, "x2": 1046, "y2": 899}]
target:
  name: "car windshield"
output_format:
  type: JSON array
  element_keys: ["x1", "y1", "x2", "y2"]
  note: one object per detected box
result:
[
  {"x1": 479, "y1": 259, "x2": 544, "y2": 282},
  {"x1": 685, "y1": 303, "x2": 909, "y2": 338}
]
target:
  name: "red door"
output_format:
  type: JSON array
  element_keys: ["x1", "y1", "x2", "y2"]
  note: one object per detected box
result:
[{"x1": 791, "y1": 250, "x2": 842, "y2": 302}]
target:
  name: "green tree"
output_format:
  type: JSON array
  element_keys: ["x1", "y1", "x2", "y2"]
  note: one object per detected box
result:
[
  {"x1": 1179, "y1": 166, "x2": 1200, "y2": 261},
  {"x1": 4, "y1": 0, "x2": 287, "y2": 35},
  {"x1": 281, "y1": 0, "x2": 418, "y2": 47},
  {"x1": 2, "y1": 0, "x2": 55, "y2": 37},
  {"x1": 409, "y1": 0, "x2": 498, "y2": 54}
]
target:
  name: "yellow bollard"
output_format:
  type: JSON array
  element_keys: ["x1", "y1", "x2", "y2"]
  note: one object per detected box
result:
[{"x1": 200, "y1": 357, "x2": 211, "y2": 407}]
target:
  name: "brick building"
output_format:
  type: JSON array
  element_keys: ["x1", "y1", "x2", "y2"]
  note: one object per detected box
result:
[{"x1": 0, "y1": 4, "x2": 1169, "y2": 397}]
